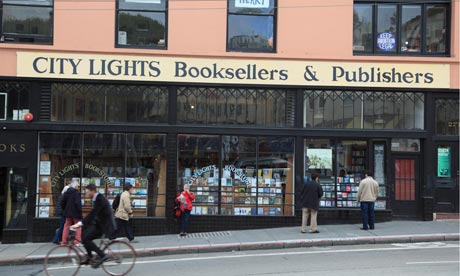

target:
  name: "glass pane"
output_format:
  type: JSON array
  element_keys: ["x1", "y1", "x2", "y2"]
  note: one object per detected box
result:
[
  {"x1": 118, "y1": 0, "x2": 166, "y2": 11},
  {"x1": 363, "y1": 93, "x2": 374, "y2": 128},
  {"x1": 3, "y1": 168, "x2": 28, "y2": 228},
  {"x1": 82, "y1": 133, "x2": 126, "y2": 215},
  {"x1": 0, "y1": 82, "x2": 30, "y2": 121},
  {"x1": 228, "y1": 0, "x2": 275, "y2": 15},
  {"x1": 404, "y1": 96, "x2": 415, "y2": 129},
  {"x1": 38, "y1": 133, "x2": 82, "y2": 218},
  {"x1": 376, "y1": 5, "x2": 397, "y2": 53},
  {"x1": 426, "y1": 5, "x2": 447, "y2": 54},
  {"x1": 178, "y1": 135, "x2": 220, "y2": 215},
  {"x1": 391, "y1": 138, "x2": 420, "y2": 152},
  {"x1": 343, "y1": 92, "x2": 354, "y2": 128},
  {"x1": 258, "y1": 137, "x2": 295, "y2": 216},
  {"x1": 436, "y1": 99, "x2": 459, "y2": 135},
  {"x1": 304, "y1": 139, "x2": 335, "y2": 208},
  {"x1": 126, "y1": 134, "x2": 166, "y2": 217},
  {"x1": 374, "y1": 144, "x2": 386, "y2": 198},
  {"x1": 353, "y1": 4, "x2": 373, "y2": 52},
  {"x1": 4, "y1": 0, "x2": 53, "y2": 5},
  {"x1": 118, "y1": 11, "x2": 166, "y2": 47},
  {"x1": 228, "y1": 15, "x2": 274, "y2": 51},
  {"x1": 222, "y1": 136, "x2": 257, "y2": 215},
  {"x1": 401, "y1": 5, "x2": 421, "y2": 53},
  {"x1": 336, "y1": 141, "x2": 367, "y2": 208},
  {"x1": 414, "y1": 93, "x2": 424, "y2": 130},
  {"x1": 2, "y1": 6, "x2": 52, "y2": 36}
]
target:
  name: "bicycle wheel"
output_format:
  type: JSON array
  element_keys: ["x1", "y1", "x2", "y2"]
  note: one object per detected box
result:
[
  {"x1": 102, "y1": 240, "x2": 136, "y2": 276},
  {"x1": 44, "y1": 245, "x2": 81, "y2": 276}
]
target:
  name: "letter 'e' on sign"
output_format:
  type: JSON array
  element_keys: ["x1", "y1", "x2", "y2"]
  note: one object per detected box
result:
[{"x1": 235, "y1": 0, "x2": 270, "y2": 9}]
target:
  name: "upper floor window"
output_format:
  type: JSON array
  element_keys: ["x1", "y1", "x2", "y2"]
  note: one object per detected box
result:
[
  {"x1": 353, "y1": 1, "x2": 449, "y2": 56},
  {"x1": 116, "y1": 0, "x2": 167, "y2": 49},
  {"x1": 227, "y1": 0, "x2": 276, "y2": 53},
  {"x1": 0, "y1": 0, "x2": 53, "y2": 44}
]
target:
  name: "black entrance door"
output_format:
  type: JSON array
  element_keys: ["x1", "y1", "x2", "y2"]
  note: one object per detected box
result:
[
  {"x1": 391, "y1": 157, "x2": 420, "y2": 218},
  {"x1": 434, "y1": 142, "x2": 459, "y2": 213},
  {"x1": 0, "y1": 168, "x2": 6, "y2": 240}
]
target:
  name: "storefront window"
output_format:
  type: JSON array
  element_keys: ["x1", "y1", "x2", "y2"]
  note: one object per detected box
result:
[
  {"x1": 353, "y1": 1, "x2": 450, "y2": 56},
  {"x1": 336, "y1": 141, "x2": 367, "y2": 208},
  {"x1": 435, "y1": 98, "x2": 459, "y2": 135},
  {"x1": 227, "y1": 0, "x2": 276, "y2": 52},
  {"x1": 177, "y1": 87, "x2": 294, "y2": 127},
  {"x1": 305, "y1": 139, "x2": 335, "y2": 208},
  {"x1": 0, "y1": 81, "x2": 30, "y2": 121},
  {"x1": 36, "y1": 132, "x2": 167, "y2": 218},
  {"x1": 391, "y1": 138, "x2": 421, "y2": 152},
  {"x1": 304, "y1": 91, "x2": 424, "y2": 130},
  {"x1": 178, "y1": 135, "x2": 295, "y2": 216},
  {"x1": 116, "y1": 0, "x2": 167, "y2": 49},
  {"x1": 1, "y1": 0, "x2": 53, "y2": 44},
  {"x1": 51, "y1": 83, "x2": 168, "y2": 123},
  {"x1": 2, "y1": 167, "x2": 29, "y2": 229}
]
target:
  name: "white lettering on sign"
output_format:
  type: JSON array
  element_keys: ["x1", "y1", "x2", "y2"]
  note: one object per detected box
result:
[{"x1": 235, "y1": 0, "x2": 270, "y2": 9}]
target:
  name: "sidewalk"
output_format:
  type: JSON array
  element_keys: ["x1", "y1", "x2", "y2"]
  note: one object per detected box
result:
[{"x1": 0, "y1": 220, "x2": 458, "y2": 266}]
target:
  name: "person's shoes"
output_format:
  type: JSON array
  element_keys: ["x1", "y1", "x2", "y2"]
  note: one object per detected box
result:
[
  {"x1": 369, "y1": 227, "x2": 375, "y2": 230},
  {"x1": 74, "y1": 243, "x2": 83, "y2": 247},
  {"x1": 360, "y1": 227, "x2": 369, "y2": 230},
  {"x1": 92, "y1": 255, "x2": 110, "y2": 268},
  {"x1": 52, "y1": 240, "x2": 59, "y2": 245},
  {"x1": 180, "y1": 232, "x2": 186, "y2": 237},
  {"x1": 309, "y1": 230, "x2": 320, "y2": 234},
  {"x1": 301, "y1": 230, "x2": 307, "y2": 234},
  {"x1": 129, "y1": 239, "x2": 138, "y2": 243},
  {"x1": 80, "y1": 258, "x2": 90, "y2": 266}
]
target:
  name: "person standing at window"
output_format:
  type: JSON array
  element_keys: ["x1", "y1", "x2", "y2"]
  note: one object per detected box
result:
[
  {"x1": 61, "y1": 180, "x2": 82, "y2": 246},
  {"x1": 111, "y1": 184, "x2": 135, "y2": 242},
  {"x1": 357, "y1": 171, "x2": 379, "y2": 230},
  {"x1": 52, "y1": 183, "x2": 70, "y2": 244},
  {"x1": 177, "y1": 184, "x2": 195, "y2": 236},
  {"x1": 300, "y1": 173, "x2": 323, "y2": 234}
]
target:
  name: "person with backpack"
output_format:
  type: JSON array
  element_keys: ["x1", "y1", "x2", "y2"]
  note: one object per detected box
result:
[
  {"x1": 61, "y1": 180, "x2": 82, "y2": 246},
  {"x1": 110, "y1": 184, "x2": 135, "y2": 242},
  {"x1": 176, "y1": 184, "x2": 195, "y2": 237},
  {"x1": 52, "y1": 183, "x2": 70, "y2": 244}
]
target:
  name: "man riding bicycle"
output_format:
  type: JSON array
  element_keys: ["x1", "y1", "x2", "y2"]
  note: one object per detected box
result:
[{"x1": 72, "y1": 184, "x2": 116, "y2": 268}]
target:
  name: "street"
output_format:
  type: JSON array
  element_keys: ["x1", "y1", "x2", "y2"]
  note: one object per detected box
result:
[{"x1": 0, "y1": 242, "x2": 458, "y2": 276}]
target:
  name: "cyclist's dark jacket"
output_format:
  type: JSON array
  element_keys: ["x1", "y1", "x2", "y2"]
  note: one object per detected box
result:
[{"x1": 83, "y1": 193, "x2": 115, "y2": 235}]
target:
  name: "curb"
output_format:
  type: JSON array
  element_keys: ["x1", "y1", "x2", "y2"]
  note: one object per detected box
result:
[{"x1": 1, "y1": 233, "x2": 458, "y2": 267}]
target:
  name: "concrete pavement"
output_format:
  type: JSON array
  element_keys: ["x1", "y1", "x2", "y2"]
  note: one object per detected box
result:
[{"x1": 0, "y1": 220, "x2": 458, "y2": 266}]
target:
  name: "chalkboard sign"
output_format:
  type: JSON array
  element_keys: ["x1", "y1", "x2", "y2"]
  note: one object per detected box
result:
[{"x1": 0, "y1": 93, "x2": 6, "y2": 120}]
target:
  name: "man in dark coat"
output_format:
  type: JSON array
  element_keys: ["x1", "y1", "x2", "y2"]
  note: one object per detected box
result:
[
  {"x1": 300, "y1": 173, "x2": 323, "y2": 233},
  {"x1": 72, "y1": 184, "x2": 115, "y2": 268}
]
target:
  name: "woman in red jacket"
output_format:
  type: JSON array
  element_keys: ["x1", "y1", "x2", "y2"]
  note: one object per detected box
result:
[{"x1": 177, "y1": 184, "x2": 195, "y2": 236}]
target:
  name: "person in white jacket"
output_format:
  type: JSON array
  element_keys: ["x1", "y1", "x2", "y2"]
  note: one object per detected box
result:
[{"x1": 111, "y1": 184, "x2": 135, "y2": 242}]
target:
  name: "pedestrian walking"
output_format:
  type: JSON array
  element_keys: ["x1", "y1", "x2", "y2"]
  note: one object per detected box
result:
[
  {"x1": 111, "y1": 184, "x2": 135, "y2": 242},
  {"x1": 300, "y1": 173, "x2": 323, "y2": 234},
  {"x1": 357, "y1": 170, "x2": 379, "y2": 230},
  {"x1": 61, "y1": 180, "x2": 82, "y2": 246},
  {"x1": 177, "y1": 184, "x2": 195, "y2": 236},
  {"x1": 51, "y1": 183, "x2": 70, "y2": 244}
]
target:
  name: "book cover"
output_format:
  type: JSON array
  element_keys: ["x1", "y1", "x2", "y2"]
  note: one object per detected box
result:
[
  {"x1": 269, "y1": 197, "x2": 275, "y2": 205},
  {"x1": 257, "y1": 208, "x2": 264, "y2": 215},
  {"x1": 274, "y1": 198, "x2": 282, "y2": 204},
  {"x1": 263, "y1": 197, "x2": 269, "y2": 205},
  {"x1": 201, "y1": 207, "x2": 208, "y2": 215},
  {"x1": 262, "y1": 169, "x2": 272, "y2": 179}
]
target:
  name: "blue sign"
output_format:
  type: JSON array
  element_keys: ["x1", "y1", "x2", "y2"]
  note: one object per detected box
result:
[{"x1": 377, "y1": 32, "x2": 396, "y2": 51}]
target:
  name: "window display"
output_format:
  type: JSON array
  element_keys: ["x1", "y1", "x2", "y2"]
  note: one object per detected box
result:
[
  {"x1": 37, "y1": 132, "x2": 167, "y2": 218},
  {"x1": 178, "y1": 135, "x2": 295, "y2": 216}
]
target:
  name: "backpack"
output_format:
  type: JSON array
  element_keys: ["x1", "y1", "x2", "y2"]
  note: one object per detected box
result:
[
  {"x1": 173, "y1": 194, "x2": 182, "y2": 220},
  {"x1": 112, "y1": 193, "x2": 121, "y2": 211}
]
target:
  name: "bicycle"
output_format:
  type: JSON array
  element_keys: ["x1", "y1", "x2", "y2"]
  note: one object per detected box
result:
[{"x1": 44, "y1": 229, "x2": 136, "y2": 276}]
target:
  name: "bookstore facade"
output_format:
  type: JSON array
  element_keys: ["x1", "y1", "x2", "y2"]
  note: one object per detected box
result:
[{"x1": 0, "y1": 53, "x2": 458, "y2": 243}]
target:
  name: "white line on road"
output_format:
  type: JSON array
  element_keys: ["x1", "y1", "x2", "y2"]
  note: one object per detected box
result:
[
  {"x1": 406, "y1": 261, "x2": 460, "y2": 265},
  {"x1": 134, "y1": 244, "x2": 460, "y2": 265}
]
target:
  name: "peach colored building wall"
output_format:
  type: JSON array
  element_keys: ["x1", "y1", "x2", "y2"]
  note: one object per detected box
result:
[{"x1": 0, "y1": 0, "x2": 458, "y2": 88}]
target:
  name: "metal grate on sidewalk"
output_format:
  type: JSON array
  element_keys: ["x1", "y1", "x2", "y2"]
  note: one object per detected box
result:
[{"x1": 179, "y1": 231, "x2": 232, "y2": 239}]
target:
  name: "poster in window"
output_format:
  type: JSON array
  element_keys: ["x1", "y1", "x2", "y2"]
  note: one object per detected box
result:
[
  {"x1": 38, "y1": 198, "x2": 50, "y2": 218},
  {"x1": 39, "y1": 161, "x2": 51, "y2": 176},
  {"x1": 306, "y1": 148, "x2": 333, "y2": 170},
  {"x1": 437, "y1": 147, "x2": 451, "y2": 178}
]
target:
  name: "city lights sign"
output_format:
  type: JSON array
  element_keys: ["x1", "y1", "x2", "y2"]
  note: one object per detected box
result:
[{"x1": 16, "y1": 52, "x2": 451, "y2": 89}]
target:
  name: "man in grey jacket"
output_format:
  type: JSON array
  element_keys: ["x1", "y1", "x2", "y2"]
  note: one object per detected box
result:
[
  {"x1": 357, "y1": 171, "x2": 379, "y2": 230},
  {"x1": 299, "y1": 173, "x2": 323, "y2": 234}
]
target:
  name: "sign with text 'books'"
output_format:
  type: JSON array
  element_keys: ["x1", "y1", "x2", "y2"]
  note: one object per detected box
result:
[
  {"x1": 16, "y1": 52, "x2": 451, "y2": 89},
  {"x1": 235, "y1": 0, "x2": 270, "y2": 8}
]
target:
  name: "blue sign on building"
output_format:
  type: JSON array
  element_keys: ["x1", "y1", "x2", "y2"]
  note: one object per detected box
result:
[{"x1": 377, "y1": 32, "x2": 396, "y2": 51}]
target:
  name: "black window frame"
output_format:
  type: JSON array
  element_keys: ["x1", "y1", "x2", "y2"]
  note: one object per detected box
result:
[
  {"x1": 115, "y1": 0, "x2": 168, "y2": 50},
  {"x1": 0, "y1": 0, "x2": 54, "y2": 45},
  {"x1": 226, "y1": 0, "x2": 277, "y2": 53},
  {"x1": 353, "y1": 0, "x2": 451, "y2": 57}
]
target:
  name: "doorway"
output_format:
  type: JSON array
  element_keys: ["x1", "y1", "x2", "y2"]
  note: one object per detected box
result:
[
  {"x1": 0, "y1": 167, "x2": 29, "y2": 241},
  {"x1": 390, "y1": 157, "x2": 420, "y2": 218}
]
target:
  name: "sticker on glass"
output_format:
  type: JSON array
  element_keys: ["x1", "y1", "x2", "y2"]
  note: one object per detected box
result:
[{"x1": 377, "y1": 32, "x2": 396, "y2": 51}]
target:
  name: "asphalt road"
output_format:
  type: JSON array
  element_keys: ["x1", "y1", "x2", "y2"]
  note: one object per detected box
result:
[{"x1": 1, "y1": 242, "x2": 459, "y2": 276}]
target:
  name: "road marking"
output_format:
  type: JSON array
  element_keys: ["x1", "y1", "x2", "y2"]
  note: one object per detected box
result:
[
  {"x1": 134, "y1": 244, "x2": 460, "y2": 265},
  {"x1": 407, "y1": 261, "x2": 460, "y2": 265}
]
